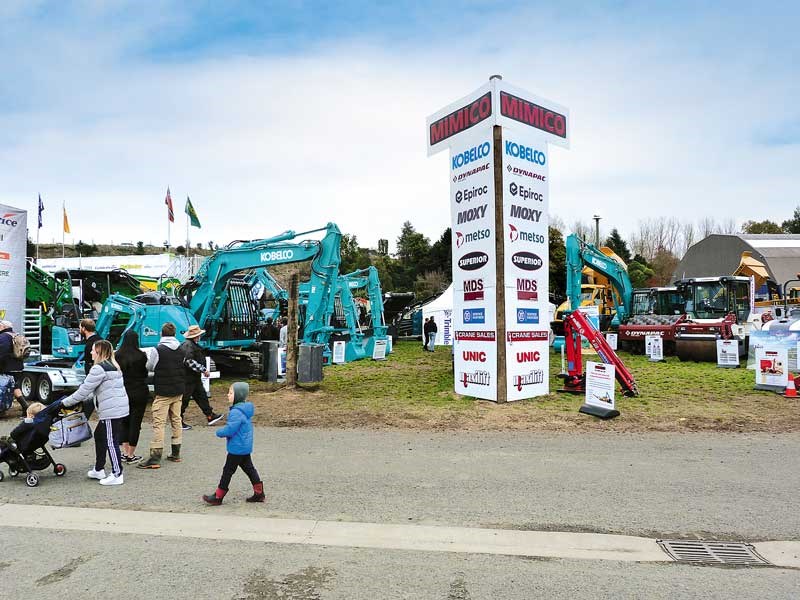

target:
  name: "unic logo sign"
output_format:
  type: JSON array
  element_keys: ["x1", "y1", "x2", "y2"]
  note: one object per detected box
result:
[
  {"x1": 508, "y1": 224, "x2": 544, "y2": 244},
  {"x1": 260, "y1": 250, "x2": 294, "y2": 261},
  {"x1": 515, "y1": 350, "x2": 541, "y2": 362},
  {"x1": 508, "y1": 182, "x2": 544, "y2": 202},
  {"x1": 513, "y1": 369, "x2": 545, "y2": 391},
  {"x1": 464, "y1": 278, "x2": 484, "y2": 301},
  {"x1": 451, "y1": 140, "x2": 492, "y2": 170},
  {"x1": 455, "y1": 185, "x2": 488, "y2": 203},
  {"x1": 460, "y1": 370, "x2": 491, "y2": 387},
  {"x1": 512, "y1": 251, "x2": 543, "y2": 271},
  {"x1": 458, "y1": 251, "x2": 489, "y2": 271},
  {"x1": 456, "y1": 204, "x2": 487, "y2": 224},
  {"x1": 455, "y1": 228, "x2": 490, "y2": 248},
  {"x1": 462, "y1": 350, "x2": 487, "y2": 362},
  {"x1": 516, "y1": 278, "x2": 538, "y2": 300}
]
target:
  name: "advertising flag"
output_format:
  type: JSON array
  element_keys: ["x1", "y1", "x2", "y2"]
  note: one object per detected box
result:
[
  {"x1": 185, "y1": 197, "x2": 201, "y2": 228},
  {"x1": 165, "y1": 187, "x2": 175, "y2": 223},
  {"x1": 63, "y1": 206, "x2": 70, "y2": 233},
  {"x1": 38, "y1": 194, "x2": 44, "y2": 228}
]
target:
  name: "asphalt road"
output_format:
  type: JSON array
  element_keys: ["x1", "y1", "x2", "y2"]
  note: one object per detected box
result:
[
  {"x1": 2, "y1": 422, "x2": 800, "y2": 598},
  {"x1": 1, "y1": 424, "x2": 798, "y2": 540}
]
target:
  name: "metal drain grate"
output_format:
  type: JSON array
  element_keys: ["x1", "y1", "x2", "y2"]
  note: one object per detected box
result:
[{"x1": 657, "y1": 540, "x2": 772, "y2": 566}]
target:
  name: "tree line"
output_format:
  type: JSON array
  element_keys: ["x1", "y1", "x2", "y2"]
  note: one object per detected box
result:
[{"x1": 344, "y1": 205, "x2": 800, "y2": 304}]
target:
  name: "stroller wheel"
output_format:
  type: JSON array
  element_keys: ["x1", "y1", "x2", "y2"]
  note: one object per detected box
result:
[
  {"x1": 54, "y1": 463, "x2": 67, "y2": 477},
  {"x1": 26, "y1": 473, "x2": 39, "y2": 487},
  {"x1": 0, "y1": 470, "x2": 4, "y2": 482},
  {"x1": 8, "y1": 468, "x2": 18, "y2": 477}
]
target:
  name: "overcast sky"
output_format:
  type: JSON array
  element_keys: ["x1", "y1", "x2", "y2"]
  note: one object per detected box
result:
[{"x1": 1, "y1": 1, "x2": 797, "y2": 252}]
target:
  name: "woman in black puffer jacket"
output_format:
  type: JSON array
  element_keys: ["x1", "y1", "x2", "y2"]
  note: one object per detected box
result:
[{"x1": 116, "y1": 330, "x2": 151, "y2": 464}]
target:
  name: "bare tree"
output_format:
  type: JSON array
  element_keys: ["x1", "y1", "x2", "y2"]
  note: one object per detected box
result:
[
  {"x1": 719, "y1": 218, "x2": 738, "y2": 234},
  {"x1": 570, "y1": 220, "x2": 592, "y2": 243},
  {"x1": 549, "y1": 214, "x2": 566, "y2": 233},
  {"x1": 679, "y1": 221, "x2": 695, "y2": 257},
  {"x1": 697, "y1": 217, "x2": 718, "y2": 239}
]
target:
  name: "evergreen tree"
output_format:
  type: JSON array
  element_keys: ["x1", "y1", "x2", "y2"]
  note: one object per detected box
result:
[
  {"x1": 548, "y1": 226, "x2": 567, "y2": 304},
  {"x1": 782, "y1": 206, "x2": 800, "y2": 234},
  {"x1": 742, "y1": 220, "x2": 783, "y2": 234},
  {"x1": 603, "y1": 228, "x2": 632, "y2": 263}
]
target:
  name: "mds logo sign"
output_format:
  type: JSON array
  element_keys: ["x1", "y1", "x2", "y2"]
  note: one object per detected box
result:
[
  {"x1": 463, "y1": 308, "x2": 486, "y2": 324},
  {"x1": 516, "y1": 308, "x2": 539, "y2": 324}
]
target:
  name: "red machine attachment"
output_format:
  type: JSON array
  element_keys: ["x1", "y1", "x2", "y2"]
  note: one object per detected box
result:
[{"x1": 557, "y1": 309, "x2": 639, "y2": 397}]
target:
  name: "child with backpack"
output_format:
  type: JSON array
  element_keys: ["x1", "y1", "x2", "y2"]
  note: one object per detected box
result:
[{"x1": 202, "y1": 382, "x2": 265, "y2": 505}]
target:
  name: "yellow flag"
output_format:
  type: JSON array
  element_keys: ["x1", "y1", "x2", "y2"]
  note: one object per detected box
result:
[{"x1": 63, "y1": 207, "x2": 71, "y2": 234}]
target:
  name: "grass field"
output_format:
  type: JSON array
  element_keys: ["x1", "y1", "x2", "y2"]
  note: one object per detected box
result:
[{"x1": 211, "y1": 340, "x2": 800, "y2": 433}]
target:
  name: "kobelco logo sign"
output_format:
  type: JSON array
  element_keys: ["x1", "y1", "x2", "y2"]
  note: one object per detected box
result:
[
  {"x1": 508, "y1": 182, "x2": 544, "y2": 202},
  {"x1": 505, "y1": 141, "x2": 546, "y2": 166},
  {"x1": 590, "y1": 256, "x2": 608, "y2": 270},
  {"x1": 508, "y1": 224, "x2": 544, "y2": 244},
  {"x1": 455, "y1": 228, "x2": 490, "y2": 248},
  {"x1": 452, "y1": 141, "x2": 491, "y2": 170},
  {"x1": 260, "y1": 250, "x2": 294, "y2": 261},
  {"x1": 455, "y1": 185, "x2": 489, "y2": 203}
]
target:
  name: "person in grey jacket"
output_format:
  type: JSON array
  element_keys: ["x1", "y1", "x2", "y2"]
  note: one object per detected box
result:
[{"x1": 62, "y1": 340, "x2": 129, "y2": 486}]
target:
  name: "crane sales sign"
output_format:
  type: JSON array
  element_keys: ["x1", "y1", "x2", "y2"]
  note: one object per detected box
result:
[{"x1": 0, "y1": 204, "x2": 27, "y2": 332}]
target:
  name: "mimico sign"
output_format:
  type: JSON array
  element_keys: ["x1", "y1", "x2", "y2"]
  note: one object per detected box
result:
[{"x1": 428, "y1": 77, "x2": 568, "y2": 402}]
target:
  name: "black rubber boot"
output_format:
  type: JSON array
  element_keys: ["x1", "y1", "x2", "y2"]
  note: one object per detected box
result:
[
  {"x1": 167, "y1": 444, "x2": 182, "y2": 462},
  {"x1": 137, "y1": 448, "x2": 162, "y2": 469}
]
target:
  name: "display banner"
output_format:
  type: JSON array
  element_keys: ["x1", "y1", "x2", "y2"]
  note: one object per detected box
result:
[
  {"x1": 585, "y1": 361, "x2": 616, "y2": 411},
  {"x1": 372, "y1": 339, "x2": 388, "y2": 360},
  {"x1": 332, "y1": 341, "x2": 346, "y2": 364},
  {"x1": 0, "y1": 204, "x2": 27, "y2": 331},
  {"x1": 605, "y1": 333, "x2": 618, "y2": 350},
  {"x1": 716, "y1": 339, "x2": 740, "y2": 368},
  {"x1": 754, "y1": 347, "x2": 788, "y2": 391},
  {"x1": 647, "y1": 335, "x2": 664, "y2": 362},
  {"x1": 748, "y1": 330, "x2": 799, "y2": 371},
  {"x1": 451, "y1": 127, "x2": 498, "y2": 401},
  {"x1": 428, "y1": 77, "x2": 569, "y2": 402}
]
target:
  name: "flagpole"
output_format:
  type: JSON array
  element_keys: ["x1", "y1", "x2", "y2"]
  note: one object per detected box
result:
[
  {"x1": 61, "y1": 201, "x2": 65, "y2": 258},
  {"x1": 36, "y1": 196, "x2": 40, "y2": 262}
]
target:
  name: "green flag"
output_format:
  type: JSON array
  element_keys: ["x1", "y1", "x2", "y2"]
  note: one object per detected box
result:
[{"x1": 185, "y1": 196, "x2": 201, "y2": 228}]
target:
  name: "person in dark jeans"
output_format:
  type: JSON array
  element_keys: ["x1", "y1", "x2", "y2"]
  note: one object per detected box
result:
[
  {"x1": 259, "y1": 317, "x2": 279, "y2": 342},
  {"x1": 79, "y1": 318, "x2": 103, "y2": 418},
  {"x1": 179, "y1": 325, "x2": 222, "y2": 431},
  {"x1": 203, "y1": 382, "x2": 264, "y2": 505},
  {"x1": 0, "y1": 320, "x2": 26, "y2": 411},
  {"x1": 116, "y1": 330, "x2": 150, "y2": 463}
]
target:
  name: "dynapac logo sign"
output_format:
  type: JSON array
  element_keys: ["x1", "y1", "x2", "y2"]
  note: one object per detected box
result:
[
  {"x1": 500, "y1": 91, "x2": 567, "y2": 139},
  {"x1": 429, "y1": 93, "x2": 492, "y2": 146}
]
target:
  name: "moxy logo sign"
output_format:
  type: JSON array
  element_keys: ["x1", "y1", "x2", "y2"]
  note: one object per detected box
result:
[
  {"x1": 517, "y1": 278, "x2": 538, "y2": 301},
  {"x1": 515, "y1": 350, "x2": 541, "y2": 363},
  {"x1": 462, "y1": 350, "x2": 487, "y2": 362},
  {"x1": 464, "y1": 278, "x2": 484, "y2": 301}
]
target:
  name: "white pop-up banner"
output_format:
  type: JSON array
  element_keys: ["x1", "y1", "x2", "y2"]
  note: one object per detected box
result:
[{"x1": 0, "y1": 204, "x2": 27, "y2": 331}]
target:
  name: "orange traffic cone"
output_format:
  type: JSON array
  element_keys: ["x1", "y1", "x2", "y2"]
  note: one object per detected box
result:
[{"x1": 784, "y1": 372, "x2": 797, "y2": 398}]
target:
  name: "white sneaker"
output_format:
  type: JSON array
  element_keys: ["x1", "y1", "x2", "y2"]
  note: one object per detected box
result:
[
  {"x1": 88, "y1": 468, "x2": 106, "y2": 480},
  {"x1": 99, "y1": 473, "x2": 124, "y2": 486}
]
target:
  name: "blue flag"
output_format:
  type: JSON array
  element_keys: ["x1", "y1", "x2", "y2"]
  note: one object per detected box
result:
[{"x1": 38, "y1": 194, "x2": 44, "y2": 229}]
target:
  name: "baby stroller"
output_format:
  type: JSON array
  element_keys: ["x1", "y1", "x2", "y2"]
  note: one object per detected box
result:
[{"x1": 0, "y1": 400, "x2": 68, "y2": 487}]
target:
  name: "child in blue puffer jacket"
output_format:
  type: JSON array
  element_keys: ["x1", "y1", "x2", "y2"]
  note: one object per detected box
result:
[{"x1": 202, "y1": 382, "x2": 265, "y2": 505}]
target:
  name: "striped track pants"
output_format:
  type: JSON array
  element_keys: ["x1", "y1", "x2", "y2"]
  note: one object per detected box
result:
[{"x1": 94, "y1": 418, "x2": 124, "y2": 477}]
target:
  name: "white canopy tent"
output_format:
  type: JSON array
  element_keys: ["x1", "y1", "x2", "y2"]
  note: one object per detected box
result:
[{"x1": 421, "y1": 284, "x2": 454, "y2": 346}]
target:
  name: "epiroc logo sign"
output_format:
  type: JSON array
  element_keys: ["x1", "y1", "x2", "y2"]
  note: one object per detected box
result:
[
  {"x1": 463, "y1": 308, "x2": 486, "y2": 324},
  {"x1": 508, "y1": 182, "x2": 544, "y2": 202},
  {"x1": 454, "y1": 185, "x2": 488, "y2": 204}
]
